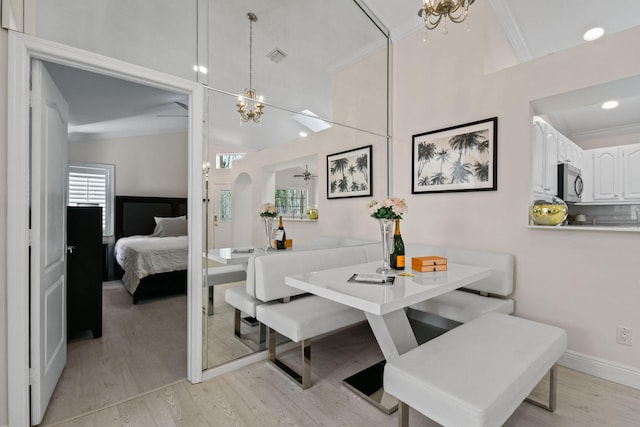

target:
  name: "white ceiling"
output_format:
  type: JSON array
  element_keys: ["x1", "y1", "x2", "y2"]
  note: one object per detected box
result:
[{"x1": 41, "y1": 0, "x2": 640, "y2": 149}]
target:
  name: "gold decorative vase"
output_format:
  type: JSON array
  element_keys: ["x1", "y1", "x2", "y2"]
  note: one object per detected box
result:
[
  {"x1": 306, "y1": 208, "x2": 318, "y2": 220},
  {"x1": 529, "y1": 197, "x2": 568, "y2": 226}
]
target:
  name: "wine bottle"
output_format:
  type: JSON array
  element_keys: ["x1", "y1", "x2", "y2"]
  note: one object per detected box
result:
[
  {"x1": 276, "y1": 216, "x2": 287, "y2": 250},
  {"x1": 390, "y1": 219, "x2": 405, "y2": 270}
]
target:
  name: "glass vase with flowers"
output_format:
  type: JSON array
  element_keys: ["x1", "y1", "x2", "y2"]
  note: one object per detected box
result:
[
  {"x1": 367, "y1": 197, "x2": 407, "y2": 274},
  {"x1": 259, "y1": 202, "x2": 278, "y2": 251}
]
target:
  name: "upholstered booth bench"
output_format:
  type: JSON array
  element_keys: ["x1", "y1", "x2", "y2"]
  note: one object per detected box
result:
[
  {"x1": 223, "y1": 238, "x2": 375, "y2": 347},
  {"x1": 253, "y1": 243, "x2": 379, "y2": 388},
  {"x1": 384, "y1": 312, "x2": 567, "y2": 427},
  {"x1": 405, "y1": 244, "x2": 514, "y2": 326},
  {"x1": 224, "y1": 240, "x2": 515, "y2": 390}
]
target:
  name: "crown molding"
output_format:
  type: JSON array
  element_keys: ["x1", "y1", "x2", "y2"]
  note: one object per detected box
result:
[{"x1": 488, "y1": 0, "x2": 532, "y2": 62}]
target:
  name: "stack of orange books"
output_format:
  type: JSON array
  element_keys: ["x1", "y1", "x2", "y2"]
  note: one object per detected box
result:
[{"x1": 411, "y1": 256, "x2": 447, "y2": 272}]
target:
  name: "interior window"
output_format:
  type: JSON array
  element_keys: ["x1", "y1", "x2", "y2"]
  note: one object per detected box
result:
[
  {"x1": 67, "y1": 162, "x2": 115, "y2": 236},
  {"x1": 275, "y1": 188, "x2": 307, "y2": 218},
  {"x1": 219, "y1": 189, "x2": 232, "y2": 221},
  {"x1": 216, "y1": 153, "x2": 245, "y2": 169}
]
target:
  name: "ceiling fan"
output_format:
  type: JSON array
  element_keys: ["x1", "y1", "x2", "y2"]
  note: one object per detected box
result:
[
  {"x1": 293, "y1": 164, "x2": 317, "y2": 182},
  {"x1": 156, "y1": 101, "x2": 188, "y2": 117}
]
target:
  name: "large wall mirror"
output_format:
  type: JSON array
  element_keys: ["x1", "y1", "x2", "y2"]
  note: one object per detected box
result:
[{"x1": 202, "y1": 0, "x2": 391, "y2": 366}]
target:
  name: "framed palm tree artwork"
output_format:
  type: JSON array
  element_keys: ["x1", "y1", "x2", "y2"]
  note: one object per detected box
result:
[
  {"x1": 327, "y1": 145, "x2": 372, "y2": 199},
  {"x1": 412, "y1": 117, "x2": 498, "y2": 194}
]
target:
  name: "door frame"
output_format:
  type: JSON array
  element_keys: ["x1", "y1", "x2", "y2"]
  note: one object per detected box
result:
[{"x1": 7, "y1": 31, "x2": 204, "y2": 426}]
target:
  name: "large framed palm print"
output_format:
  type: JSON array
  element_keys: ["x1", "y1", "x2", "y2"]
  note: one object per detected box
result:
[
  {"x1": 327, "y1": 145, "x2": 372, "y2": 199},
  {"x1": 412, "y1": 117, "x2": 498, "y2": 194}
]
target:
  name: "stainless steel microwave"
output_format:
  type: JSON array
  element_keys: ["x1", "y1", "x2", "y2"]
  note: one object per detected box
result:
[{"x1": 557, "y1": 163, "x2": 583, "y2": 203}]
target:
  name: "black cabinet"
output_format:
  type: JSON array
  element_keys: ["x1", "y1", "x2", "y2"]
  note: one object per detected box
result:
[{"x1": 67, "y1": 206, "x2": 103, "y2": 338}]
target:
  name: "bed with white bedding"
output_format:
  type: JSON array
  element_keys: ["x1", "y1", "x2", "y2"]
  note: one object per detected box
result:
[
  {"x1": 114, "y1": 235, "x2": 188, "y2": 294},
  {"x1": 114, "y1": 196, "x2": 188, "y2": 303}
]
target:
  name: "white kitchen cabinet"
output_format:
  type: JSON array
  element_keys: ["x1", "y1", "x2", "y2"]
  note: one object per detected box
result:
[
  {"x1": 582, "y1": 144, "x2": 640, "y2": 203},
  {"x1": 532, "y1": 117, "x2": 558, "y2": 196},
  {"x1": 558, "y1": 133, "x2": 584, "y2": 170},
  {"x1": 592, "y1": 147, "x2": 619, "y2": 200},
  {"x1": 621, "y1": 144, "x2": 640, "y2": 200},
  {"x1": 557, "y1": 133, "x2": 570, "y2": 164}
]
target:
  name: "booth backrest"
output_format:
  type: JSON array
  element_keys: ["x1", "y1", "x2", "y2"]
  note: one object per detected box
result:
[{"x1": 254, "y1": 244, "x2": 378, "y2": 302}]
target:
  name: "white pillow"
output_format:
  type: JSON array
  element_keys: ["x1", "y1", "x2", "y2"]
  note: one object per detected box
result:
[
  {"x1": 151, "y1": 217, "x2": 188, "y2": 237},
  {"x1": 154, "y1": 215, "x2": 186, "y2": 225}
]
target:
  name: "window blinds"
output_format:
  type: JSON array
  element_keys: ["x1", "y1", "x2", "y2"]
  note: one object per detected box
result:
[{"x1": 68, "y1": 163, "x2": 114, "y2": 236}]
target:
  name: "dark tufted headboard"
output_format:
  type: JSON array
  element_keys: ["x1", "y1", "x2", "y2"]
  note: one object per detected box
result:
[{"x1": 115, "y1": 196, "x2": 187, "y2": 240}]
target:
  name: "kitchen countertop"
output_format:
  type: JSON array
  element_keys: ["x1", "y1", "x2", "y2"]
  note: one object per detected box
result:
[{"x1": 529, "y1": 224, "x2": 640, "y2": 232}]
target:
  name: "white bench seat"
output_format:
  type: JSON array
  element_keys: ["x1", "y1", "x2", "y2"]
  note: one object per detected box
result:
[
  {"x1": 384, "y1": 312, "x2": 567, "y2": 427},
  {"x1": 411, "y1": 289, "x2": 514, "y2": 323},
  {"x1": 256, "y1": 295, "x2": 366, "y2": 389},
  {"x1": 205, "y1": 265, "x2": 246, "y2": 316}
]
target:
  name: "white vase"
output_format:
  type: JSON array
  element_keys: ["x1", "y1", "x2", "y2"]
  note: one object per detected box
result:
[
  {"x1": 263, "y1": 217, "x2": 275, "y2": 251},
  {"x1": 376, "y1": 218, "x2": 395, "y2": 274}
]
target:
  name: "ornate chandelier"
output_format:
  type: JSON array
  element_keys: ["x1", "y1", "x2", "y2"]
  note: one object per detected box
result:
[
  {"x1": 237, "y1": 12, "x2": 265, "y2": 123},
  {"x1": 418, "y1": 0, "x2": 474, "y2": 34}
]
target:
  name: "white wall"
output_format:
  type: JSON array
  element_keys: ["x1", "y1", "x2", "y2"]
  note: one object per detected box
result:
[{"x1": 68, "y1": 131, "x2": 188, "y2": 197}]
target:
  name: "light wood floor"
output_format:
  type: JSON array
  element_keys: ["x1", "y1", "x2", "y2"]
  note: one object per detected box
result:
[
  {"x1": 46, "y1": 320, "x2": 640, "y2": 426},
  {"x1": 42, "y1": 276, "x2": 265, "y2": 426},
  {"x1": 40, "y1": 281, "x2": 188, "y2": 426}
]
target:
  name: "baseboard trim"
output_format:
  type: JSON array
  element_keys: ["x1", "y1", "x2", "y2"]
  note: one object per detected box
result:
[{"x1": 560, "y1": 350, "x2": 640, "y2": 390}]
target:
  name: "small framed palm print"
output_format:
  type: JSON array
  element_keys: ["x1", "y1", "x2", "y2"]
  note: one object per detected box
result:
[
  {"x1": 412, "y1": 117, "x2": 497, "y2": 194},
  {"x1": 327, "y1": 145, "x2": 372, "y2": 199}
]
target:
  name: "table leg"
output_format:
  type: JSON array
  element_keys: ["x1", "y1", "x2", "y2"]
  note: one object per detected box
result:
[
  {"x1": 342, "y1": 310, "x2": 419, "y2": 414},
  {"x1": 364, "y1": 311, "x2": 418, "y2": 361}
]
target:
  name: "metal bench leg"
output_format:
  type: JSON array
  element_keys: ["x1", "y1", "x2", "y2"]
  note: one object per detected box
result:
[
  {"x1": 525, "y1": 363, "x2": 558, "y2": 412},
  {"x1": 234, "y1": 308, "x2": 242, "y2": 337},
  {"x1": 258, "y1": 322, "x2": 267, "y2": 349},
  {"x1": 397, "y1": 401, "x2": 409, "y2": 427},
  {"x1": 267, "y1": 327, "x2": 312, "y2": 389},
  {"x1": 208, "y1": 286, "x2": 214, "y2": 316}
]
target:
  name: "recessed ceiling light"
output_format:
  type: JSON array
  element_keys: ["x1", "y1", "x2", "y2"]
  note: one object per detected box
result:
[
  {"x1": 583, "y1": 27, "x2": 604, "y2": 41},
  {"x1": 602, "y1": 100, "x2": 619, "y2": 110},
  {"x1": 299, "y1": 132, "x2": 308, "y2": 138}
]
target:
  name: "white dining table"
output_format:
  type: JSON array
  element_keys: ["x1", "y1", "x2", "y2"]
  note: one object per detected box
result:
[
  {"x1": 207, "y1": 247, "x2": 261, "y2": 266},
  {"x1": 285, "y1": 260, "x2": 491, "y2": 412}
]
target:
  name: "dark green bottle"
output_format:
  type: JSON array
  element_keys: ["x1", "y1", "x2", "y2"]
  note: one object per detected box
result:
[
  {"x1": 390, "y1": 219, "x2": 405, "y2": 270},
  {"x1": 276, "y1": 216, "x2": 287, "y2": 250}
]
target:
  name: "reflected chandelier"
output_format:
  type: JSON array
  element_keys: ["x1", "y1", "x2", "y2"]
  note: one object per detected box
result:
[
  {"x1": 418, "y1": 0, "x2": 474, "y2": 34},
  {"x1": 237, "y1": 12, "x2": 265, "y2": 123}
]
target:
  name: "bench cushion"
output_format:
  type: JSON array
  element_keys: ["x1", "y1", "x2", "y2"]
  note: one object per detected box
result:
[
  {"x1": 256, "y1": 295, "x2": 365, "y2": 342},
  {"x1": 411, "y1": 290, "x2": 514, "y2": 323},
  {"x1": 224, "y1": 285, "x2": 264, "y2": 317},
  {"x1": 384, "y1": 312, "x2": 567, "y2": 427}
]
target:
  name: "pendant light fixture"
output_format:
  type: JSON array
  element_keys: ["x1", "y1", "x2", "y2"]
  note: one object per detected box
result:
[{"x1": 237, "y1": 12, "x2": 265, "y2": 123}]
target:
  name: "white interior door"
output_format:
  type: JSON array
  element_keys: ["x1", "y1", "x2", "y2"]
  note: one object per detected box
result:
[
  {"x1": 30, "y1": 59, "x2": 69, "y2": 425},
  {"x1": 213, "y1": 184, "x2": 232, "y2": 248}
]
